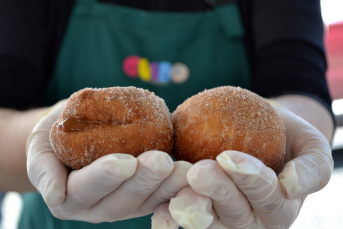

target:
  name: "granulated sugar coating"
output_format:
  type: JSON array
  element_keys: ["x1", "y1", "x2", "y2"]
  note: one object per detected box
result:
[
  {"x1": 172, "y1": 86, "x2": 286, "y2": 172},
  {"x1": 50, "y1": 87, "x2": 173, "y2": 169}
]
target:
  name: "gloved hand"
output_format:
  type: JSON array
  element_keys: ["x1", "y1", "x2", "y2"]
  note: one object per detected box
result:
[
  {"x1": 26, "y1": 100, "x2": 192, "y2": 223},
  {"x1": 152, "y1": 106, "x2": 334, "y2": 229}
]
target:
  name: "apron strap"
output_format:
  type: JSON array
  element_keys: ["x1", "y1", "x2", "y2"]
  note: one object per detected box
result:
[
  {"x1": 205, "y1": 0, "x2": 237, "y2": 7},
  {"x1": 212, "y1": 0, "x2": 244, "y2": 38}
]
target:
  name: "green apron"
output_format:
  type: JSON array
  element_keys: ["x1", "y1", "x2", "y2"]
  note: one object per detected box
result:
[{"x1": 19, "y1": 0, "x2": 251, "y2": 228}]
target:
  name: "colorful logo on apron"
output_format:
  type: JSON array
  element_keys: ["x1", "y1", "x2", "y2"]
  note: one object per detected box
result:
[{"x1": 123, "y1": 55, "x2": 189, "y2": 85}]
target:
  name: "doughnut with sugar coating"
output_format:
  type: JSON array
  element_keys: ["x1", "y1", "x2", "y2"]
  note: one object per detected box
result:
[
  {"x1": 172, "y1": 86, "x2": 286, "y2": 172},
  {"x1": 50, "y1": 87, "x2": 173, "y2": 170}
]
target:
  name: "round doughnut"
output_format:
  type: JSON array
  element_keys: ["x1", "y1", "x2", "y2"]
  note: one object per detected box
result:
[
  {"x1": 172, "y1": 86, "x2": 286, "y2": 172},
  {"x1": 50, "y1": 87, "x2": 173, "y2": 170}
]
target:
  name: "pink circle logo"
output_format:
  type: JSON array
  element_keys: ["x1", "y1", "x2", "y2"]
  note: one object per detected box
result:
[{"x1": 123, "y1": 56, "x2": 140, "y2": 78}]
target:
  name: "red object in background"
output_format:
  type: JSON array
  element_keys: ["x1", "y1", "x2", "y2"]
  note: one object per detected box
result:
[{"x1": 325, "y1": 22, "x2": 343, "y2": 100}]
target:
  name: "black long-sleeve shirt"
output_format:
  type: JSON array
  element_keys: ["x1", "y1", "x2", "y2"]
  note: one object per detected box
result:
[{"x1": 0, "y1": 0, "x2": 333, "y2": 118}]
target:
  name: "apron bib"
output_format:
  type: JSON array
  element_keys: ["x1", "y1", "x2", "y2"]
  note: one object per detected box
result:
[
  {"x1": 20, "y1": 0, "x2": 251, "y2": 228},
  {"x1": 45, "y1": 0, "x2": 251, "y2": 111}
]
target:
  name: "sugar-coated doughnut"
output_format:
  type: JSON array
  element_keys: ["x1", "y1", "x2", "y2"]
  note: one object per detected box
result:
[
  {"x1": 50, "y1": 87, "x2": 173, "y2": 169},
  {"x1": 172, "y1": 86, "x2": 286, "y2": 172}
]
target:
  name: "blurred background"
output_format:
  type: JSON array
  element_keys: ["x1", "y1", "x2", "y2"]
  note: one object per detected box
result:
[
  {"x1": 290, "y1": 0, "x2": 343, "y2": 227},
  {"x1": 1, "y1": 0, "x2": 343, "y2": 228}
]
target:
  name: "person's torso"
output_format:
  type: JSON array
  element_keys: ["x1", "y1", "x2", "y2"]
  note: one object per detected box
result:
[{"x1": 20, "y1": 0, "x2": 251, "y2": 228}]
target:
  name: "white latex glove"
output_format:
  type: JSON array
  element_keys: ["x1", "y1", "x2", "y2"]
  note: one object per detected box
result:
[
  {"x1": 152, "y1": 106, "x2": 334, "y2": 229},
  {"x1": 26, "y1": 100, "x2": 192, "y2": 223}
]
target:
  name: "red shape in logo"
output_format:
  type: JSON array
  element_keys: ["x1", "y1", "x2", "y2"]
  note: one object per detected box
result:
[{"x1": 123, "y1": 56, "x2": 139, "y2": 78}]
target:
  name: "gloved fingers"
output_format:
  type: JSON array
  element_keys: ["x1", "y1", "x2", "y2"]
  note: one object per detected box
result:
[
  {"x1": 276, "y1": 107, "x2": 334, "y2": 200},
  {"x1": 26, "y1": 99, "x2": 69, "y2": 207},
  {"x1": 27, "y1": 146, "x2": 68, "y2": 207},
  {"x1": 65, "y1": 150, "x2": 174, "y2": 223},
  {"x1": 152, "y1": 201, "x2": 227, "y2": 229},
  {"x1": 278, "y1": 128, "x2": 333, "y2": 199},
  {"x1": 187, "y1": 159, "x2": 255, "y2": 229},
  {"x1": 135, "y1": 161, "x2": 192, "y2": 217},
  {"x1": 169, "y1": 186, "x2": 214, "y2": 229},
  {"x1": 50, "y1": 153, "x2": 137, "y2": 215},
  {"x1": 207, "y1": 215, "x2": 228, "y2": 229},
  {"x1": 216, "y1": 151, "x2": 299, "y2": 227},
  {"x1": 151, "y1": 203, "x2": 179, "y2": 229},
  {"x1": 27, "y1": 123, "x2": 68, "y2": 207}
]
